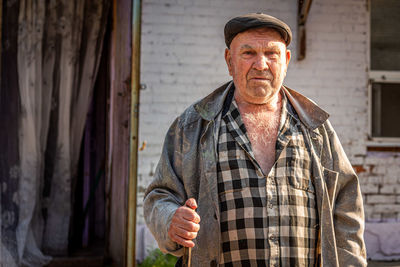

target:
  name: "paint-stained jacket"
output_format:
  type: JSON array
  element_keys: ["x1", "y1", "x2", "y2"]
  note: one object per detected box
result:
[{"x1": 143, "y1": 81, "x2": 367, "y2": 267}]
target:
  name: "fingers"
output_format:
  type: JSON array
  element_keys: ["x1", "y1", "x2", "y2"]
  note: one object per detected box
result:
[
  {"x1": 168, "y1": 220, "x2": 199, "y2": 247},
  {"x1": 181, "y1": 208, "x2": 201, "y2": 224},
  {"x1": 172, "y1": 223, "x2": 199, "y2": 240},
  {"x1": 168, "y1": 199, "x2": 201, "y2": 247},
  {"x1": 170, "y1": 206, "x2": 200, "y2": 231},
  {"x1": 185, "y1": 198, "x2": 198, "y2": 210},
  {"x1": 171, "y1": 234, "x2": 196, "y2": 248}
]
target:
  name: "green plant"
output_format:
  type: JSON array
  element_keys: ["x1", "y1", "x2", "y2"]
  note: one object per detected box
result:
[{"x1": 138, "y1": 248, "x2": 178, "y2": 267}]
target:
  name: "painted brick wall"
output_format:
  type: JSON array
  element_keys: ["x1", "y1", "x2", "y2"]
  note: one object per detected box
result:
[{"x1": 137, "y1": 0, "x2": 400, "y2": 227}]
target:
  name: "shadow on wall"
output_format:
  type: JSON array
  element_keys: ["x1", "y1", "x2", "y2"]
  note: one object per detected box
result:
[
  {"x1": 365, "y1": 222, "x2": 400, "y2": 261},
  {"x1": 136, "y1": 224, "x2": 158, "y2": 263}
]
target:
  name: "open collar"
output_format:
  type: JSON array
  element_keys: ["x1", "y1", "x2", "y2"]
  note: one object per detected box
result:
[{"x1": 194, "y1": 81, "x2": 330, "y2": 130}]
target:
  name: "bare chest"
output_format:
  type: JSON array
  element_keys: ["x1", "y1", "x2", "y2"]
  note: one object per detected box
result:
[{"x1": 241, "y1": 111, "x2": 280, "y2": 175}]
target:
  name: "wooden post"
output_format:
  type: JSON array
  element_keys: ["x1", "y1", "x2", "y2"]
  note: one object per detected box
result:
[
  {"x1": 107, "y1": 0, "x2": 133, "y2": 265},
  {"x1": 126, "y1": 0, "x2": 142, "y2": 266},
  {"x1": 297, "y1": 0, "x2": 313, "y2": 60}
]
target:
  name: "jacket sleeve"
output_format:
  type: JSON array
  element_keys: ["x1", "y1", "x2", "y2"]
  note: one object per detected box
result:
[
  {"x1": 325, "y1": 121, "x2": 367, "y2": 266},
  {"x1": 143, "y1": 117, "x2": 186, "y2": 256}
]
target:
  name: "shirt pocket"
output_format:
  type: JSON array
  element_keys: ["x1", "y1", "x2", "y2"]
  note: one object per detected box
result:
[
  {"x1": 218, "y1": 177, "x2": 267, "y2": 210},
  {"x1": 286, "y1": 145, "x2": 315, "y2": 193}
]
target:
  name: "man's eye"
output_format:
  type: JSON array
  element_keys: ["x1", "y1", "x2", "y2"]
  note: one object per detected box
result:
[
  {"x1": 243, "y1": 51, "x2": 254, "y2": 55},
  {"x1": 266, "y1": 51, "x2": 279, "y2": 57}
]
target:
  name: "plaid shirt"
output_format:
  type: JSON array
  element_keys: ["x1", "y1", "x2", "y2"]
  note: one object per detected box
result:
[{"x1": 217, "y1": 89, "x2": 318, "y2": 266}]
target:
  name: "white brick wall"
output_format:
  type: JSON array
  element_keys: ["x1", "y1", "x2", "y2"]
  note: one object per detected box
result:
[{"x1": 137, "y1": 0, "x2": 400, "y2": 228}]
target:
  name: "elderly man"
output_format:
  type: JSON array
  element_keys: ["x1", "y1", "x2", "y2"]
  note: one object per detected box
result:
[{"x1": 144, "y1": 13, "x2": 366, "y2": 266}]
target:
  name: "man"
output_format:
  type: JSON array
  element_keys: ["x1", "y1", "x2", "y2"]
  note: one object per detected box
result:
[{"x1": 144, "y1": 13, "x2": 367, "y2": 266}]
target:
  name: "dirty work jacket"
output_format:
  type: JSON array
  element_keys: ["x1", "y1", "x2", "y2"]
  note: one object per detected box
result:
[{"x1": 143, "y1": 81, "x2": 367, "y2": 267}]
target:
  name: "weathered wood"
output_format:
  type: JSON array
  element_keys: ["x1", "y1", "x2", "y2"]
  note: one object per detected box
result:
[
  {"x1": 106, "y1": 0, "x2": 132, "y2": 265},
  {"x1": 298, "y1": 0, "x2": 313, "y2": 25},
  {"x1": 126, "y1": 0, "x2": 142, "y2": 265},
  {"x1": 298, "y1": 24, "x2": 306, "y2": 60},
  {"x1": 297, "y1": 0, "x2": 313, "y2": 60}
]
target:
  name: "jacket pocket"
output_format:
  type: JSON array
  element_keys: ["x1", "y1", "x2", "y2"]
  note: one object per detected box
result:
[{"x1": 322, "y1": 167, "x2": 338, "y2": 205}]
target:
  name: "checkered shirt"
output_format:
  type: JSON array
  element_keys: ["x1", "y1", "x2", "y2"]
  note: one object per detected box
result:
[{"x1": 217, "y1": 89, "x2": 318, "y2": 267}]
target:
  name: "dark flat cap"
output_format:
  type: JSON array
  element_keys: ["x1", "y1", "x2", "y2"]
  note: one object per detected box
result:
[{"x1": 224, "y1": 13, "x2": 292, "y2": 48}]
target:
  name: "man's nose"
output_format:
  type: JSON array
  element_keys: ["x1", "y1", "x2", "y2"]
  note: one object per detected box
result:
[{"x1": 253, "y1": 55, "x2": 269, "y2": 70}]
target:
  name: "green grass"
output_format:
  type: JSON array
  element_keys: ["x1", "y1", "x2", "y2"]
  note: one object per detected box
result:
[{"x1": 138, "y1": 248, "x2": 178, "y2": 267}]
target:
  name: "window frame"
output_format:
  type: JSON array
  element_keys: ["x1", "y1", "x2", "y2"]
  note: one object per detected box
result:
[{"x1": 367, "y1": 0, "x2": 400, "y2": 146}]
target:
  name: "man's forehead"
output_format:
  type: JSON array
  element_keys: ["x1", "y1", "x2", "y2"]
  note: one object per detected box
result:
[
  {"x1": 239, "y1": 43, "x2": 283, "y2": 50},
  {"x1": 232, "y1": 28, "x2": 287, "y2": 48}
]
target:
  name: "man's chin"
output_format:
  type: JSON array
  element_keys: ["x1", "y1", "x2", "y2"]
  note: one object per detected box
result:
[{"x1": 248, "y1": 85, "x2": 273, "y2": 96}]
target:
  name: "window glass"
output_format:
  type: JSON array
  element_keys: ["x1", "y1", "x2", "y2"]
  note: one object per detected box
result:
[
  {"x1": 370, "y1": 0, "x2": 400, "y2": 71},
  {"x1": 371, "y1": 82, "x2": 400, "y2": 137}
]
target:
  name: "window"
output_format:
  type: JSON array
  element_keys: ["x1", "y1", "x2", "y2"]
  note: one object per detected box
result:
[{"x1": 369, "y1": 0, "x2": 400, "y2": 143}]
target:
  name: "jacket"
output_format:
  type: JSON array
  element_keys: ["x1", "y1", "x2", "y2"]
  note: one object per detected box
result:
[{"x1": 143, "y1": 81, "x2": 367, "y2": 267}]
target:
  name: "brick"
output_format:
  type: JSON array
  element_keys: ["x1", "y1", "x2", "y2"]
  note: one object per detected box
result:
[
  {"x1": 350, "y1": 156, "x2": 365, "y2": 165},
  {"x1": 383, "y1": 175, "x2": 399, "y2": 185},
  {"x1": 381, "y1": 212, "x2": 398, "y2": 222},
  {"x1": 369, "y1": 213, "x2": 382, "y2": 222},
  {"x1": 372, "y1": 204, "x2": 400, "y2": 213},
  {"x1": 367, "y1": 195, "x2": 396, "y2": 204},
  {"x1": 360, "y1": 184, "x2": 379, "y2": 194},
  {"x1": 353, "y1": 165, "x2": 367, "y2": 174},
  {"x1": 380, "y1": 184, "x2": 400, "y2": 194}
]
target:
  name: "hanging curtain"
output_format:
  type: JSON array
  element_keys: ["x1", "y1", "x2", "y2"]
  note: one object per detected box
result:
[{"x1": 1, "y1": 0, "x2": 109, "y2": 266}]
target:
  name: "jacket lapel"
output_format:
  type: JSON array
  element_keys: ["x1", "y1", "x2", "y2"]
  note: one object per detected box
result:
[{"x1": 283, "y1": 86, "x2": 330, "y2": 130}]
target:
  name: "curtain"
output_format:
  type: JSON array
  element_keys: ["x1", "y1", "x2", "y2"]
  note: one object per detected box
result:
[{"x1": 1, "y1": 0, "x2": 109, "y2": 266}]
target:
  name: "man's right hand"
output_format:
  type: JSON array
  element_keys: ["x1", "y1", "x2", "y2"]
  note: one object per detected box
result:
[{"x1": 168, "y1": 198, "x2": 200, "y2": 248}]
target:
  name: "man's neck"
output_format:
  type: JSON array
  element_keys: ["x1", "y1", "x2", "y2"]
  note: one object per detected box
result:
[{"x1": 234, "y1": 90, "x2": 282, "y2": 114}]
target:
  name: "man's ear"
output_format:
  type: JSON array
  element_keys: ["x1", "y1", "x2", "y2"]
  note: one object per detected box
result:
[
  {"x1": 285, "y1": 49, "x2": 291, "y2": 68},
  {"x1": 224, "y1": 48, "x2": 233, "y2": 76}
]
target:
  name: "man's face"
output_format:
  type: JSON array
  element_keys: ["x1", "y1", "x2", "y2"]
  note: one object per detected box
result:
[{"x1": 225, "y1": 28, "x2": 291, "y2": 105}]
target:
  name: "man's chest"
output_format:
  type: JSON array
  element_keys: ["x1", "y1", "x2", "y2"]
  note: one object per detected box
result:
[
  {"x1": 216, "y1": 113, "x2": 318, "y2": 266},
  {"x1": 244, "y1": 120, "x2": 278, "y2": 176}
]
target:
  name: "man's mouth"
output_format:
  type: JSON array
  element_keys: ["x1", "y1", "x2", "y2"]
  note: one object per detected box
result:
[{"x1": 249, "y1": 77, "x2": 271, "y2": 81}]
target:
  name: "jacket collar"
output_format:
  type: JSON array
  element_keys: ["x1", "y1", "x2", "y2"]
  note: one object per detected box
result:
[
  {"x1": 194, "y1": 81, "x2": 330, "y2": 130},
  {"x1": 194, "y1": 81, "x2": 234, "y2": 121},
  {"x1": 282, "y1": 86, "x2": 330, "y2": 130}
]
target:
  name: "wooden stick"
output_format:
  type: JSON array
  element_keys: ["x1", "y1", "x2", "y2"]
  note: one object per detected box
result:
[{"x1": 182, "y1": 246, "x2": 192, "y2": 267}]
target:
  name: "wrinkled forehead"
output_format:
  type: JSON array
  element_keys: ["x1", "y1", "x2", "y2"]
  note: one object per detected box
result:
[{"x1": 230, "y1": 27, "x2": 287, "y2": 49}]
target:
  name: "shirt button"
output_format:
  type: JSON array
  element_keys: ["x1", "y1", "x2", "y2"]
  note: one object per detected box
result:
[
  {"x1": 268, "y1": 202, "x2": 273, "y2": 209},
  {"x1": 269, "y1": 234, "x2": 277, "y2": 242}
]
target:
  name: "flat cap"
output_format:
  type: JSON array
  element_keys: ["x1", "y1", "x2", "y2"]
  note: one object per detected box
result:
[{"x1": 224, "y1": 13, "x2": 292, "y2": 48}]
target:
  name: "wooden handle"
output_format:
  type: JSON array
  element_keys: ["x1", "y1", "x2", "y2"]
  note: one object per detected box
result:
[
  {"x1": 182, "y1": 200, "x2": 196, "y2": 267},
  {"x1": 182, "y1": 246, "x2": 192, "y2": 267}
]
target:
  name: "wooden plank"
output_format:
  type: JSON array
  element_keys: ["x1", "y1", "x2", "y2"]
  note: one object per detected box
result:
[
  {"x1": 126, "y1": 0, "x2": 142, "y2": 265},
  {"x1": 106, "y1": 0, "x2": 132, "y2": 265},
  {"x1": 297, "y1": 0, "x2": 313, "y2": 60},
  {"x1": 298, "y1": 0, "x2": 313, "y2": 25}
]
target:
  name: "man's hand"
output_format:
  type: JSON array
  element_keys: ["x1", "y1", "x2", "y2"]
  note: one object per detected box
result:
[{"x1": 168, "y1": 198, "x2": 200, "y2": 248}]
